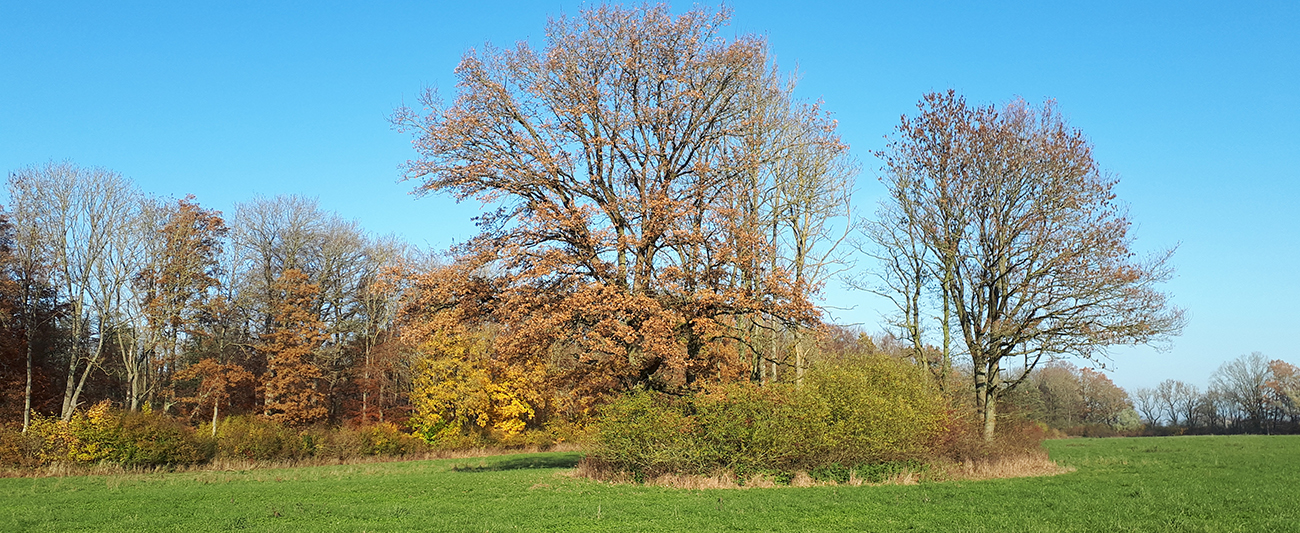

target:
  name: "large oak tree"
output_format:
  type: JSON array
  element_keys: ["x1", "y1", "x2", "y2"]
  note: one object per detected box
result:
[{"x1": 393, "y1": 5, "x2": 844, "y2": 400}]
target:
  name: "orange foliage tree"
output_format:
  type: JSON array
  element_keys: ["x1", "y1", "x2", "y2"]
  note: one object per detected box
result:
[
  {"x1": 136, "y1": 195, "x2": 228, "y2": 411},
  {"x1": 392, "y1": 5, "x2": 833, "y2": 410},
  {"x1": 174, "y1": 358, "x2": 254, "y2": 435},
  {"x1": 259, "y1": 269, "x2": 327, "y2": 426}
]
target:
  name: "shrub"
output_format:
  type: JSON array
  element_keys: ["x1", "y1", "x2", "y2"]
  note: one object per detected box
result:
[
  {"x1": 213, "y1": 415, "x2": 311, "y2": 460},
  {"x1": 111, "y1": 411, "x2": 215, "y2": 466},
  {"x1": 0, "y1": 426, "x2": 40, "y2": 468},
  {"x1": 19, "y1": 401, "x2": 212, "y2": 467},
  {"x1": 589, "y1": 390, "x2": 698, "y2": 475},
  {"x1": 855, "y1": 459, "x2": 928, "y2": 483},
  {"x1": 589, "y1": 355, "x2": 950, "y2": 478},
  {"x1": 358, "y1": 422, "x2": 427, "y2": 456}
]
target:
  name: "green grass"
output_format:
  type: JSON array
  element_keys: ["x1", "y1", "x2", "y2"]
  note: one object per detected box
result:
[{"x1": 2, "y1": 435, "x2": 1298, "y2": 532}]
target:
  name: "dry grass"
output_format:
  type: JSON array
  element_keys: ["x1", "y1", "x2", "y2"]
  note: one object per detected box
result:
[
  {"x1": 0, "y1": 441, "x2": 584, "y2": 479},
  {"x1": 572, "y1": 450, "x2": 1070, "y2": 490},
  {"x1": 937, "y1": 450, "x2": 1074, "y2": 481}
]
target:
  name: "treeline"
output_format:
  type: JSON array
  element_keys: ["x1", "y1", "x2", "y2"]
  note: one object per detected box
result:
[
  {"x1": 995, "y1": 353, "x2": 1300, "y2": 437},
  {"x1": 1130, "y1": 353, "x2": 1300, "y2": 434},
  {"x1": 1, "y1": 161, "x2": 416, "y2": 433}
]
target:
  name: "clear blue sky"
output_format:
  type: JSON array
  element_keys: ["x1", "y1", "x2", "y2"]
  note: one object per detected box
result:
[{"x1": 2, "y1": 1, "x2": 1296, "y2": 392}]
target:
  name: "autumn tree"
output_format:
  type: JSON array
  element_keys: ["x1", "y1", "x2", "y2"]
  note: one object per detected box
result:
[
  {"x1": 1265, "y1": 360, "x2": 1299, "y2": 426},
  {"x1": 259, "y1": 268, "x2": 327, "y2": 426},
  {"x1": 392, "y1": 5, "x2": 836, "y2": 401},
  {"x1": 131, "y1": 196, "x2": 229, "y2": 410},
  {"x1": 174, "y1": 358, "x2": 254, "y2": 435},
  {"x1": 868, "y1": 91, "x2": 1184, "y2": 440},
  {"x1": 230, "y1": 194, "x2": 403, "y2": 422},
  {"x1": 1077, "y1": 367, "x2": 1132, "y2": 427}
]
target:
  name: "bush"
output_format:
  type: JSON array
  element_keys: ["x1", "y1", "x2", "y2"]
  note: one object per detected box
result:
[
  {"x1": 20, "y1": 401, "x2": 213, "y2": 467},
  {"x1": 0, "y1": 426, "x2": 40, "y2": 468},
  {"x1": 590, "y1": 355, "x2": 950, "y2": 478},
  {"x1": 4, "y1": 404, "x2": 434, "y2": 469},
  {"x1": 358, "y1": 422, "x2": 428, "y2": 456},
  {"x1": 111, "y1": 411, "x2": 215, "y2": 466},
  {"x1": 213, "y1": 415, "x2": 311, "y2": 460}
]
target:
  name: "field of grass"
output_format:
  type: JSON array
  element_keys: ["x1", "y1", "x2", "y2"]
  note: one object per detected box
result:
[{"x1": 2, "y1": 435, "x2": 1297, "y2": 532}]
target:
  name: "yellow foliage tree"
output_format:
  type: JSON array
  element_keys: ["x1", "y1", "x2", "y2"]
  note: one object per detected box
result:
[{"x1": 408, "y1": 327, "x2": 547, "y2": 445}]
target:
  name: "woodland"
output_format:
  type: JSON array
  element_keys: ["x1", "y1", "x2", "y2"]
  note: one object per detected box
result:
[{"x1": 1, "y1": 4, "x2": 1298, "y2": 476}]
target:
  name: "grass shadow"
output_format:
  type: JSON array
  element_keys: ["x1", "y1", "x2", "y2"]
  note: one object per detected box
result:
[{"x1": 451, "y1": 453, "x2": 582, "y2": 473}]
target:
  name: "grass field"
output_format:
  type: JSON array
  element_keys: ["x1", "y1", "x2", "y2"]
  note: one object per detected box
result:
[{"x1": 2, "y1": 435, "x2": 1297, "y2": 532}]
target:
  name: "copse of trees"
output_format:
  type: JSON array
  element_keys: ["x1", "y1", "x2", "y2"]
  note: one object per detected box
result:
[
  {"x1": 17, "y1": 2, "x2": 1295, "y2": 477},
  {"x1": 1, "y1": 164, "x2": 418, "y2": 437}
]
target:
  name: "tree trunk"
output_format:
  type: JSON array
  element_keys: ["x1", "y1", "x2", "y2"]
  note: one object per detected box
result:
[
  {"x1": 982, "y1": 392, "x2": 998, "y2": 440},
  {"x1": 61, "y1": 349, "x2": 80, "y2": 420},
  {"x1": 23, "y1": 315, "x2": 34, "y2": 432},
  {"x1": 794, "y1": 331, "x2": 805, "y2": 386},
  {"x1": 974, "y1": 356, "x2": 1001, "y2": 441}
]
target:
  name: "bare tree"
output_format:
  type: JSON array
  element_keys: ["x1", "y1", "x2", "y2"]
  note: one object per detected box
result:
[
  {"x1": 1131, "y1": 387, "x2": 1162, "y2": 427},
  {"x1": 1155, "y1": 379, "x2": 1198, "y2": 428},
  {"x1": 868, "y1": 91, "x2": 1185, "y2": 440},
  {"x1": 9, "y1": 162, "x2": 145, "y2": 420},
  {"x1": 1210, "y1": 352, "x2": 1272, "y2": 432}
]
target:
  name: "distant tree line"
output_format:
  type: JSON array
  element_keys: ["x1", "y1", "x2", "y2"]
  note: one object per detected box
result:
[{"x1": 1130, "y1": 353, "x2": 1300, "y2": 434}]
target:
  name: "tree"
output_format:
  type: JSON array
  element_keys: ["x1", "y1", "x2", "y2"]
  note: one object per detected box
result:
[
  {"x1": 1077, "y1": 367, "x2": 1130, "y2": 427},
  {"x1": 174, "y1": 358, "x2": 254, "y2": 435},
  {"x1": 1210, "y1": 352, "x2": 1272, "y2": 432},
  {"x1": 259, "y1": 269, "x2": 327, "y2": 426},
  {"x1": 1131, "y1": 387, "x2": 1162, "y2": 427},
  {"x1": 869, "y1": 91, "x2": 1184, "y2": 440},
  {"x1": 391, "y1": 5, "x2": 834, "y2": 399},
  {"x1": 1265, "y1": 360, "x2": 1299, "y2": 426},
  {"x1": 1031, "y1": 362, "x2": 1083, "y2": 428},
  {"x1": 2, "y1": 184, "x2": 62, "y2": 431},
  {"x1": 1155, "y1": 379, "x2": 1198, "y2": 428},
  {"x1": 7, "y1": 161, "x2": 146, "y2": 420},
  {"x1": 135, "y1": 196, "x2": 228, "y2": 411}
]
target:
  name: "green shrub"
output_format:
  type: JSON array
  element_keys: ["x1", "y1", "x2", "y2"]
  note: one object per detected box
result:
[
  {"x1": 590, "y1": 355, "x2": 950, "y2": 478},
  {"x1": 855, "y1": 459, "x2": 928, "y2": 483},
  {"x1": 358, "y1": 422, "x2": 427, "y2": 456},
  {"x1": 809, "y1": 463, "x2": 851, "y2": 483},
  {"x1": 213, "y1": 415, "x2": 311, "y2": 460},
  {"x1": 112, "y1": 411, "x2": 215, "y2": 466},
  {"x1": 589, "y1": 390, "x2": 699, "y2": 475}
]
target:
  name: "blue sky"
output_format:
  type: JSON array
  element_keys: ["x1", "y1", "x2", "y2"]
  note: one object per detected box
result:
[{"x1": 2, "y1": 1, "x2": 1296, "y2": 391}]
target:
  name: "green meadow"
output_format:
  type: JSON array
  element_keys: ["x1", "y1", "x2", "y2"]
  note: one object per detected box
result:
[{"x1": 3, "y1": 435, "x2": 1297, "y2": 532}]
